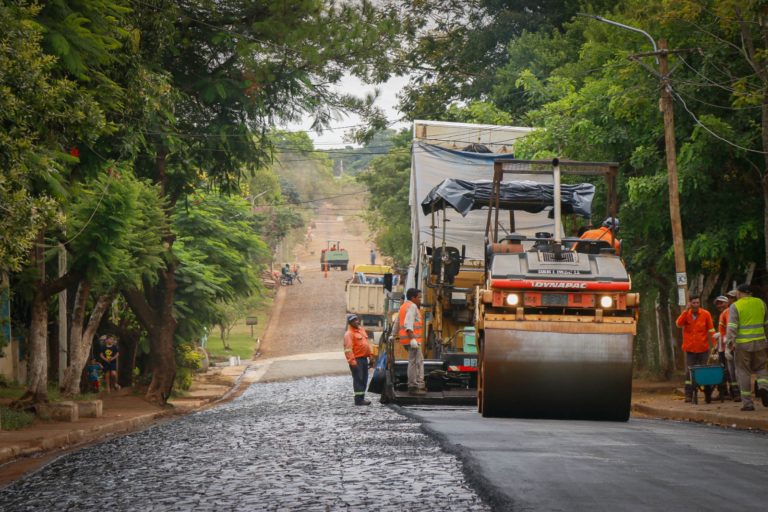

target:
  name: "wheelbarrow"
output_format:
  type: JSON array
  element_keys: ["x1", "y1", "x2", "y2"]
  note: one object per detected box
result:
[{"x1": 689, "y1": 365, "x2": 725, "y2": 404}]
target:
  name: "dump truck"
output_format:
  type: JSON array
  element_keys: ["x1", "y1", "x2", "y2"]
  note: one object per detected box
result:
[
  {"x1": 346, "y1": 264, "x2": 400, "y2": 356},
  {"x1": 320, "y1": 240, "x2": 349, "y2": 270},
  {"x1": 345, "y1": 264, "x2": 399, "y2": 328},
  {"x1": 380, "y1": 121, "x2": 638, "y2": 421}
]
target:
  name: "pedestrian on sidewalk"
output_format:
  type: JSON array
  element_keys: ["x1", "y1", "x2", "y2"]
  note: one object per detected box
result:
[
  {"x1": 343, "y1": 314, "x2": 373, "y2": 406},
  {"x1": 725, "y1": 284, "x2": 768, "y2": 411},
  {"x1": 370, "y1": 248, "x2": 376, "y2": 265},
  {"x1": 99, "y1": 335, "x2": 120, "y2": 393},
  {"x1": 676, "y1": 295, "x2": 716, "y2": 403},
  {"x1": 86, "y1": 358, "x2": 101, "y2": 393},
  {"x1": 398, "y1": 288, "x2": 426, "y2": 396}
]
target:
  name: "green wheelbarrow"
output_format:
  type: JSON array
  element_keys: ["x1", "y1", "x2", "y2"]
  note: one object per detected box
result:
[{"x1": 689, "y1": 364, "x2": 725, "y2": 404}]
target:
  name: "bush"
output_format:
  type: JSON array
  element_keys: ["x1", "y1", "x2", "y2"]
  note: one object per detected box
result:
[
  {"x1": 1, "y1": 406, "x2": 35, "y2": 430},
  {"x1": 176, "y1": 343, "x2": 202, "y2": 370},
  {"x1": 174, "y1": 367, "x2": 194, "y2": 391}
]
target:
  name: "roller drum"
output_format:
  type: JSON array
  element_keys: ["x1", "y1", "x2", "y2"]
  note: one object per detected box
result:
[{"x1": 481, "y1": 328, "x2": 633, "y2": 421}]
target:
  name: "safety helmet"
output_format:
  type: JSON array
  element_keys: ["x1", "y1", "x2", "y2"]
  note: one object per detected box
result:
[{"x1": 602, "y1": 217, "x2": 619, "y2": 229}]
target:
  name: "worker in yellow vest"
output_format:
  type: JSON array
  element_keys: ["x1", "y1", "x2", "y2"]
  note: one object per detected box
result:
[
  {"x1": 726, "y1": 283, "x2": 768, "y2": 411},
  {"x1": 398, "y1": 288, "x2": 426, "y2": 395}
]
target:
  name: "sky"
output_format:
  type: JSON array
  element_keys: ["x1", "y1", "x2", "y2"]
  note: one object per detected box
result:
[{"x1": 282, "y1": 74, "x2": 411, "y2": 148}]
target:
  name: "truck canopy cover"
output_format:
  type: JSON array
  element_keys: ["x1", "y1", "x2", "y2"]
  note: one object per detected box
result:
[
  {"x1": 412, "y1": 141, "x2": 557, "y2": 260},
  {"x1": 421, "y1": 178, "x2": 595, "y2": 218}
]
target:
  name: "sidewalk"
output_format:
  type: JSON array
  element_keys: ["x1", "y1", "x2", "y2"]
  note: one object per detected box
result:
[
  {"x1": 632, "y1": 380, "x2": 768, "y2": 431},
  {"x1": 0, "y1": 361, "x2": 256, "y2": 483}
]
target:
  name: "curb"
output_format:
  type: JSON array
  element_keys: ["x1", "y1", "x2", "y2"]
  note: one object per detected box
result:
[
  {"x1": 0, "y1": 363, "x2": 256, "y2": 470},
  {"x1": 0, "y1": 408, "x2": 176, "y2": 467},
  {"x1": 632, "y1": 402, "x2": 768, "y2": 431}
]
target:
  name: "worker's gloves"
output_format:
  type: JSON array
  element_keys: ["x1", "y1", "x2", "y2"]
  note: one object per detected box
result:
[{"x1": 409, "y1": 339, "x2": 419, "y2": 349}]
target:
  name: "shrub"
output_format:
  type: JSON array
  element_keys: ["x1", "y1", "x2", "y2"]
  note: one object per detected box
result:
[{"x1": 1, "y1": 406, "x2": 35, "y2": 430}]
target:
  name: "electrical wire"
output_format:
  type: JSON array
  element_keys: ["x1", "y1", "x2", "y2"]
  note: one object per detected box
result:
[{"x1": 672, "y1": 89, "x2": 768, "y2": 155}]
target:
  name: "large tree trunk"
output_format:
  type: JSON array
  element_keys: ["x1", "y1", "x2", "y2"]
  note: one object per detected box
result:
[
  {"x1": 124, "y1": 265, "x2": 178, "y2": 406},
  {"x1": 16, "y1": 232, "x2": 49, "y2": 405},
  {"x1": 61, "y1": 281, "x2": 114, "y2": 396},
  {"x1": 146, "y1": 319, "x2": 177, "y2": 405}
]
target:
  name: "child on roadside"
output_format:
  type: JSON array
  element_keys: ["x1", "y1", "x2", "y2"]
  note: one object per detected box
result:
[{"x1": 86, "y1": 358, "x2": 101, "y2": 393}]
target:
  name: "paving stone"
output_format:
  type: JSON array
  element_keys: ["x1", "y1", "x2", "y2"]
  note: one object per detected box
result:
[{"x1": 0, "y1": 376, "x2": 488, "y2": 511}]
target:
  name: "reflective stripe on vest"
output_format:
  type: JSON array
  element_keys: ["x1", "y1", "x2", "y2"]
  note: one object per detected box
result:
[
  {"x1": 398, "y1": 300, "x2": 424, "y2": 345},
  {"x1": 732, "y1": 297, "x2": 767, "y2": 344}
]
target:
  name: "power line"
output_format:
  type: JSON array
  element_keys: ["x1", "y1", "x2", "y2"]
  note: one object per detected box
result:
[{"x1": 672, "y1": 90, "x2": 768, "y2": 155}]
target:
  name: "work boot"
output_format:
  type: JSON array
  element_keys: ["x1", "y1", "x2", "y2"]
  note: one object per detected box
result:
[
  {"x1": 355, "y1": 399, "x2": 371, "y2": 406},
  {"x1": 684, "y1": 384, "x2": 693, "y2": 403},
  {"x1": 757, "y1": 388, "x2": 768, "y2": 407},
  {"x1": 409, "y1": 387, "x2": 427, "y2": 396},
  {"x1": 704, "y1": 388, "x2": 712, "y2": 404},
  {"x1": 731, "y1": 386, "x2": 742, "y2": 402},
  {"x1": 741, "y1": 404, "x2": 755, "y2": 412}
]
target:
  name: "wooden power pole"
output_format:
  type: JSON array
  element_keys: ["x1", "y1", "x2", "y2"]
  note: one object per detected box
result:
[{"x1": 657, "y1": 39, "x2": 688, "y2": 307}]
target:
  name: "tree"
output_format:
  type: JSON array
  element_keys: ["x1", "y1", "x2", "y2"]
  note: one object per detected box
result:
[
  {"x1": 111, "y1": 1, "x2": 406, "y2": 404},
  {"x1": 172, "y1": 193, "x2": 268, "y2": 347},
  {"x1": 60, "y1": 171, "x2": 166, "y2": 396},
  {"x1": 357, "y1": 130, "x2": 413, "y2": 266},
  {"x1": 657, "y1": 1, "x2": 768, "y2": 277},
  {"x1": 1, "y1": 2, "x2": 112, "y2": 404},
  {"x1": 394, "y1": 0, "x2": 616, "y2": 119}
]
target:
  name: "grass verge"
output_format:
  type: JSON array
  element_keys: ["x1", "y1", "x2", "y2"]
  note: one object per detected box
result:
[
  {"x1": 0, "y1": 406, "x2": 35, "y2": 430},
  {"x1": 206, "y1": 297, "x2": 272, "y2": 362}
]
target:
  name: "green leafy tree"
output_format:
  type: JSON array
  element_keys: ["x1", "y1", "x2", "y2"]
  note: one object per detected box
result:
[
  {"x1": 114, "y1": 1, "x2": 405, "y2": 404},
  {"x1": 172, "y1": 193, "x2": 269, "y2": 346},
  {"x1": 60, "y1": 170, "x2": 166, "y2": 396},
  {"x1": 1, "y1": 2, "x2": 111, "y2": 403},
  {"x1": 395, "y1": 0, "x2": 616, "y2": 119},
  {"x1": 357, "y1": 130, "x2": 413, "y2": 266}
]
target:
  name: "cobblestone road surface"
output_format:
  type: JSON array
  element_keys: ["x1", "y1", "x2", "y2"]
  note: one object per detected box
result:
[{"x1": 0, "y1": 376, "x2": 488, "y2": 511}]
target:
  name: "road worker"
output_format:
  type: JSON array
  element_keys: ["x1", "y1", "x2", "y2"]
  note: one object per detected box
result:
[
  {"x1": 578, "y1": 217, "x2": 621, "y2": 253},
  {"x1": 721, "y1": 290, "x2": 741, "y2": 402},
  {"x1": 398, "y1": 288, "x2": 426, "y2": 395},
  {"x1": 343, "y1": 314, "x2": 373, "y2": 406},
  {"x1": 716, "y1": 291, "x2": 741, "y2": 401},
  {"x1": 725, "y1": 284, "x2": 768, "y2": 411},
  {"x1": 676, "y1": 295, "x2": 716, "y2": 403},
  {"x1": 712, "y1": 296, "x2": 734, "y2": 401}
]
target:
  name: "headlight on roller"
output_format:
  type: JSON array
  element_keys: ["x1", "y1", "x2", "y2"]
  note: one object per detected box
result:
[
  {"x1": 599, "y1": 295, "x2": 613, "y2": 308},
  {"x1": 506, "y1": 293, "x2": 520, "y2": 306}
]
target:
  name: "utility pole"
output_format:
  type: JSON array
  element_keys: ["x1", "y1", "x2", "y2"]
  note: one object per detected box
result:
[
  {"x1": 657, "y1": 39, "x2": 688, "y2": 307},
  {"x1": 579, "y1": 15, "x2": 689, "y2": 307}
]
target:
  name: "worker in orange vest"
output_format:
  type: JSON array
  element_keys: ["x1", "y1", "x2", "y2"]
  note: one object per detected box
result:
[
  {"x1": 714, "y1": 293, "x2": 740, "y2": 401},
  {"x1": 676, "y1": 295, "x2": 716, "y2": 403},
  {"x1": 343, "y1": 314, "x2": 373, "y2": 406},
  {"x1": 399, "y1": 288, "x2": 426, "y2": 395},
  {"x1": 578, "y1": 217, "x2": 621, "y2": 253}
]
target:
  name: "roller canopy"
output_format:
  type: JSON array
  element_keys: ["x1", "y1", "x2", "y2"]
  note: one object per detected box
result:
[{"x1": 421, "y1": 178, "x2": 595, "y2": 218}]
